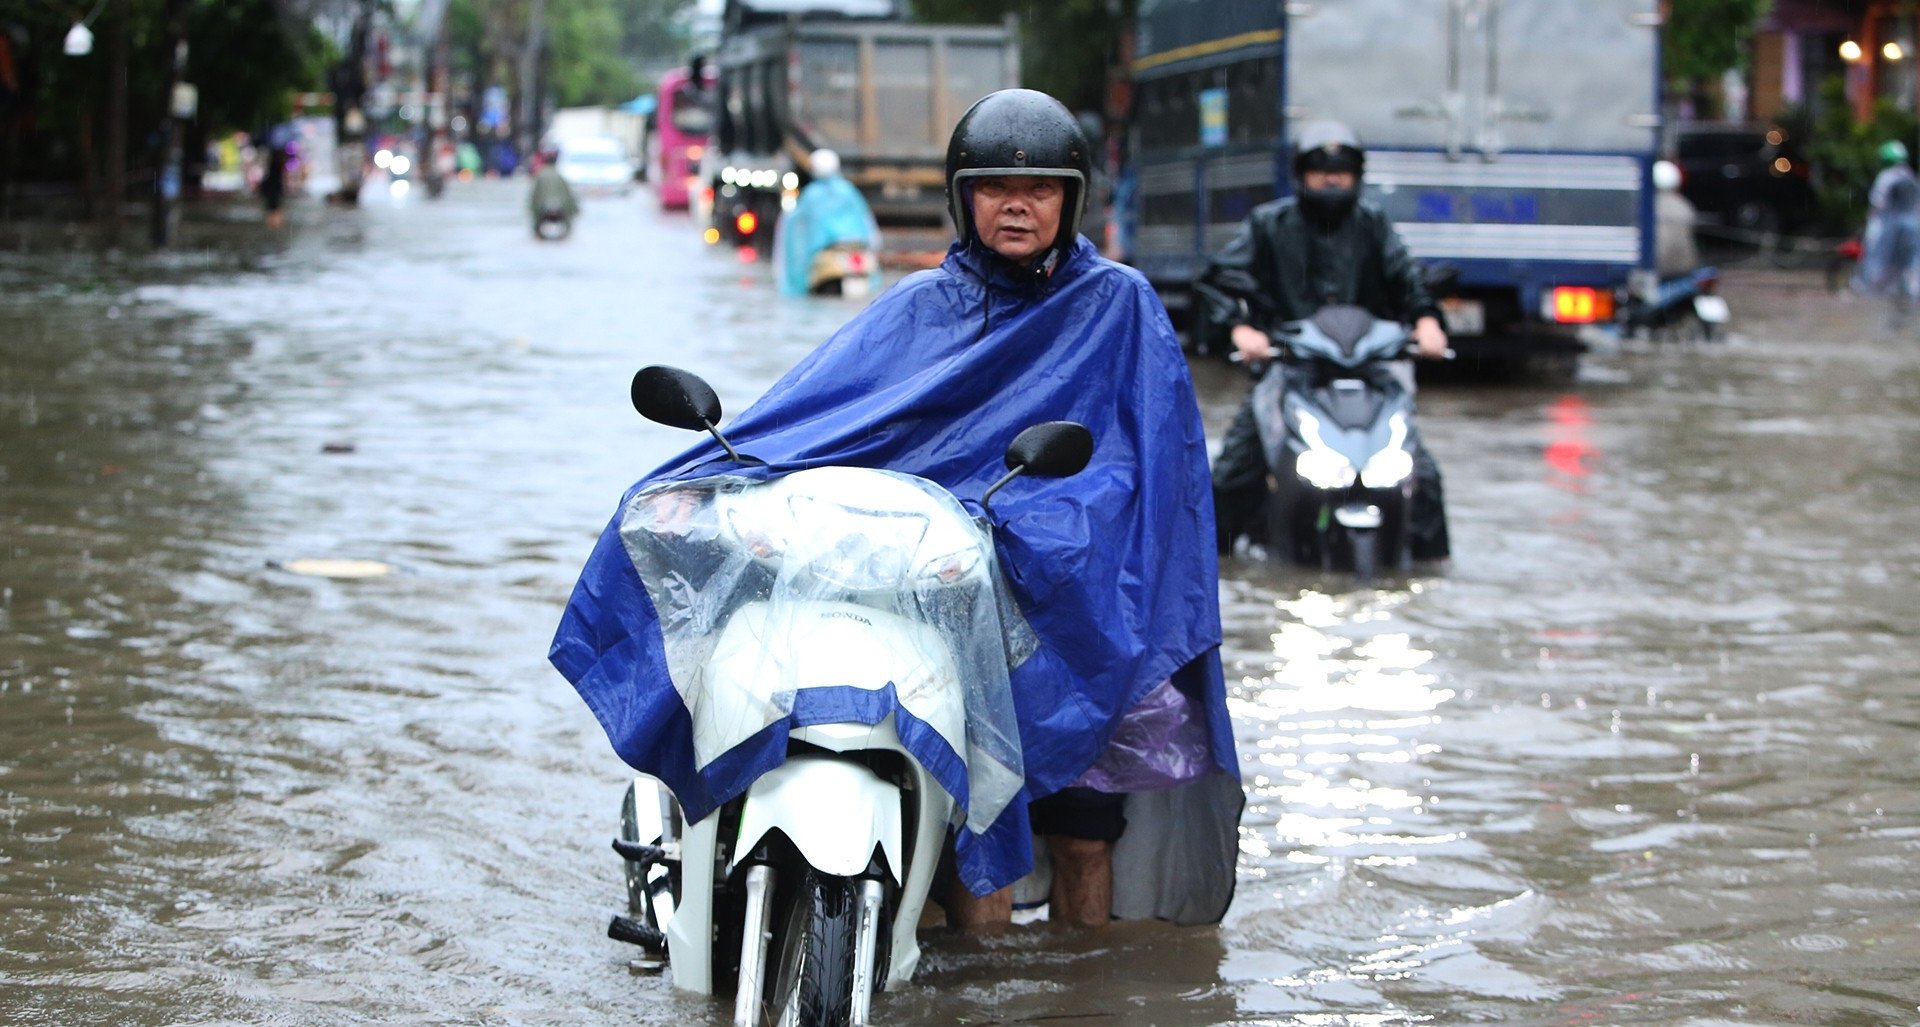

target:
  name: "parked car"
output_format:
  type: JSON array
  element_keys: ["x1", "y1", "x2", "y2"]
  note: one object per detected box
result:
[
  {"x1": 1673, "y1": 122, "x2": 1817, "y2": 243},
  {"x1": 551, "y1": 134, "x2": 635, "y2": 195}
]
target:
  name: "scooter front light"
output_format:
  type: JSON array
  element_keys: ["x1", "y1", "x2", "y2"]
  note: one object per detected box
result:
[
  {"x1": 1297, "y1": 449, "x2": 1358, "y2": 490},
  {"x1": 1359, "y1": 412, "x2": 1414, "y2": 487},
  {"x1": 1294, "y1": 409, "x2": 1357, "y2": 489},
  {"x1": 916, "y1": 545, "x2": 983, "y2": 587},
  {"x1": 1360, "y1": 449, "x2": 1413, "y2": 487},
  {"x1": 723, "y1": 500, "x2": 789, "y2": 561}
]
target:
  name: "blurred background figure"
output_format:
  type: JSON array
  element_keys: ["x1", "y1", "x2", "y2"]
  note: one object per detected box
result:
[
  {"x1": 774, "y1": 148, "x2": 881, "y2": 298},
  {"x1": 1653, "y1": 159, "x2": 1700, "y2": 279},
  {"x1": 259, "y1": 135, "x2": 290, "y2": 230},
  {"x1": 528, "y1": 144, "x2": 579, "y2": 241},
  {"x1": 1854, "y1": 139, "x2": 1920, "y2": 317}
]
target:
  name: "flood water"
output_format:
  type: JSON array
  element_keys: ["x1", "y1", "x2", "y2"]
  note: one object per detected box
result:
[{"x1": 3, "y1": 180, "x2": 1918, "y2": 1027}]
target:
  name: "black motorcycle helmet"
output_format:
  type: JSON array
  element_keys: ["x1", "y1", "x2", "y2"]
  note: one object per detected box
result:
[
  {"x1": 945, "y1": 88, "x2": 1091, "y2": 259},
  {"x1": 1291, "y1": 120, "x2": 1365, "y2": 226}
]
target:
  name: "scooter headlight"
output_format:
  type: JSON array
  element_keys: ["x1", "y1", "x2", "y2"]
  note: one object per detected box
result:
[
  {"x1": 722, "y1": 497, "x2": 792, "y2": 561},
  {"x1": 1294, "y1": 409, "x2": 1357, "y2": 490},
  {"x1": 914, "y1": 545, "x2": 984, "y2": 587},
  {"x1": 1359, "y1": 412, "x2": 1414, "y2": 488}
]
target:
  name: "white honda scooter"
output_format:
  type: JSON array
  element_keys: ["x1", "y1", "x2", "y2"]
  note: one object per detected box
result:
[{"x1": 603, "y1": 366, "x2": 1091, "y2": 1027}]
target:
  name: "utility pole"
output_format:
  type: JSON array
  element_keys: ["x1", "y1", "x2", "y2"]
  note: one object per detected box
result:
[
  {"x1": 422, "y1": 0, "x2": 451, "y2": 197},
  {"x1": 149, "y1": 0, "x2": 188, "y2": 249},
  {"x1": 516, "y1": 0, "x2": 548, "y2": 164},
  {"x1": 330, "y1": 0, "x2": 375, "y2": 206},
  {"x1": 105, "y1": 0, "x2": 129, "y2": 245}
]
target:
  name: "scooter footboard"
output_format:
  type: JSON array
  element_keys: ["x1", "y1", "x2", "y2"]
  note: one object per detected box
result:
[{"x1": 731, "y1": 755, "x2": 904, "y2": 880}]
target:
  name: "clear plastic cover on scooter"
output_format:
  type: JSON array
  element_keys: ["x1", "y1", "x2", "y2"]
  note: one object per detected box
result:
[{"x1": 616, "y1": 466, "x2": 1026, "y2": 835}]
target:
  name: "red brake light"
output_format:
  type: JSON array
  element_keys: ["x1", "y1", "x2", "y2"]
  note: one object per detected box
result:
[{"x1": 1549, "y1": 286, "x2": 1614, "y2": 324}]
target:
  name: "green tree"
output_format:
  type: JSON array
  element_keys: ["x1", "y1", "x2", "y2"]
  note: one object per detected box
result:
[
  {"x1": 1663, "y1": 0, "x2": 1772, "y2": 117},
  {"x1": 1, "y1": 0, "x2": 327, "y2": 201},
  {"x1": 549, "y1": 0, "x2": 642, "y2": 105},
  {"x1": 448, "y1": 0, "x2": 688, "y2": 118},
  {"x1": 909, "y1": 0, "x2": 1131, "y2": 114}
]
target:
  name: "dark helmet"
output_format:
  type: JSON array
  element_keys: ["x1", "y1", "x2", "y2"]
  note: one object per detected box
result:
[
  {"x1": 1290, "y1": 119, "x2": 1365, "y2": 226},
  {"x1": 944, "y1": 88, "x2": 1091, "y2": 252}
]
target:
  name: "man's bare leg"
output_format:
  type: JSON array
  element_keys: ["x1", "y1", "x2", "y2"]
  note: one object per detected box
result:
[
  {"x1": 945, "y1": 884, "x2": 1011, "y2": 928},
  {"x1": 1045, "y1": 835, "x2": 1113, "y2": 927}
]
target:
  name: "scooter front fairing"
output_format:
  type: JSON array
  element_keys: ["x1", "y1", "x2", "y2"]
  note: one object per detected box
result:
[
  {"x1": 616, "y1": 467, "x2": 1026, "y2": 839},
  {"x1": 1255, "y1": 359, "x2": 1420, "y2": 571}
]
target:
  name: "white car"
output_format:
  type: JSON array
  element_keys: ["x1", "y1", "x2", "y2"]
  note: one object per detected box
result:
[{"x1": 553, "y1": 135, "x2": 635, "y2": 195}]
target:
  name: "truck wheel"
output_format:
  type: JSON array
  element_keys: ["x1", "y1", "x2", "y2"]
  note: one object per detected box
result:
[{"x1": 762, "y1": 869, "x2": 858, "y2": 1026}]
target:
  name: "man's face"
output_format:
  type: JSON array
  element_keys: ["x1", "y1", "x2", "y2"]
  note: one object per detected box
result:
[
  {"x1": 1301, "y1": 169, "x2": 1357, "y2": 192},
  {"x1": 969, "y1": 175, "x2": 1065, "y2": 266}
]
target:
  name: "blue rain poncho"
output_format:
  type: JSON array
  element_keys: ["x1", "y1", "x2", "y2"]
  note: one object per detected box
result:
[
  {"x1": 775, "y1": 177, "x2": 882, "y2": 297},
  {"x1": 550, "y1": 235, "x2": 1237, "y2": 897},
  {"x1": 1857, "y1": 163, "x2": 1920, "y2": 300}
]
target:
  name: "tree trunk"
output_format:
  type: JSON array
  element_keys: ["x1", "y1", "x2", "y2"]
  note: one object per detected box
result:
[{"x1": 105, "y1": 0, "x2": 129, "y2": 245}]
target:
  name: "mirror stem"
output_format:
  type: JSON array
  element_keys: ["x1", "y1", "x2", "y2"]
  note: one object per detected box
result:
[
  {"x1": 979, "y1": 465, "x2": 1025, "y2": 515},
  {"x1": 703, "y1": 420, "x2": 746, "y2": 464}
]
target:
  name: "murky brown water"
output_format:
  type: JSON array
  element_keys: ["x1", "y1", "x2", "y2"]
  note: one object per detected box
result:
[{"x1": 4, "y1": 181, "x2": 1919, "y2": 1026}]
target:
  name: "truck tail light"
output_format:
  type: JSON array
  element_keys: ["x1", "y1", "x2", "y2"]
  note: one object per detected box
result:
[
  {"x1": 1548, "y1": 286, "x2": 1614, "y2": 324},
  {"x1": 736, "y1": 210, "x2": 758, "y2": 236}
]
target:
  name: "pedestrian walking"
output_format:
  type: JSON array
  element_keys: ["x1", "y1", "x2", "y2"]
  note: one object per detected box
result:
[
  {"x1": 259, "y1": 140, "x2": 289, "y2": 230},
  {"x1": 1854, "y1": 139, "x2": 1920, "y2": 318}
]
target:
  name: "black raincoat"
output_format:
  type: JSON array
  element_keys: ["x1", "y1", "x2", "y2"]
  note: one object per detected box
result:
[{"x1": 1195, "y1": 197, "x2": 1449, "y2": 558}]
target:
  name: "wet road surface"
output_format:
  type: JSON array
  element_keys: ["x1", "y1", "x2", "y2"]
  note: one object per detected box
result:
[{"x1": 4, "y1": 179, "x2": 1919, "y2": 1026}]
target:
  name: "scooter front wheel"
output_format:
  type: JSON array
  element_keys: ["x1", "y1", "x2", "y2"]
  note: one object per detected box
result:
[
  {"x1": 1347, "y1": 527, "x2": 1379, "y2": 584},
  {"x1": 761, "y1": 868, "x2": 859, "y2": 1027}
]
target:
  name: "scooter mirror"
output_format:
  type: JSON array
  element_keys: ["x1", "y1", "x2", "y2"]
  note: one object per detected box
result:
[
  {"x1": 631, "y1": 365, "x2": 723, "y2": 431},
  {"x1": 1004, "y1": 421, "x2": 1094, "y2": 478}
]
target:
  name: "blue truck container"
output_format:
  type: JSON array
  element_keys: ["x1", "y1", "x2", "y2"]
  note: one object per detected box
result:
[{"x1": 1127, "y1": 0, "x2": 1663, "y2": 363}]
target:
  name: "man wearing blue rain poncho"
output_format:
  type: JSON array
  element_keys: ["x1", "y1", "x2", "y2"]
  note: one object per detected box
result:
[{"x1": 551, "y1": 88, "x2": 1241, "y2": 929}]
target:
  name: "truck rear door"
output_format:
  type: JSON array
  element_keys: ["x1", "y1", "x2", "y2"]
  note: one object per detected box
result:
[
  {"x1": 789, "y1": 23, "x2": 1017, "y2": 221},
  {"x1": 1284, "y1": 0, "x2": 1659, "y2": 288}
]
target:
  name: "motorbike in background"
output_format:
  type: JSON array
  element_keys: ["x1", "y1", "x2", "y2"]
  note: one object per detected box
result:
[
  {"x1": 1624, "y1": 266, "x2": 1729, "y2": 341},
  {"x1": 533, "y1": 207, "x2": 573, "y2": 241},
  {"x1": 1247, "y1": 306, "x2": 1444, "y2": 582},
  {"x1": 806, "y1": 242, "x2": 879, "y2": 298},
  {"x1": 604, "y1": 366, "x2": 1092, "y2": 1027}
]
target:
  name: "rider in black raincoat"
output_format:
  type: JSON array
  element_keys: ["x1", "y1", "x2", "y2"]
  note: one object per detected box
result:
[{"x1": 1195, "y1": 120, "x2": 1451, "y2": 560}]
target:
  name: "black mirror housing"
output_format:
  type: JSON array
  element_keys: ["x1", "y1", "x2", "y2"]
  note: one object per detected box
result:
[
  {"x1": 1005, "y1": 421, "x2": 1093, "y2": 478},
  {"x1": 631, "y1": 365, "x2": 723, "y2": 430}
]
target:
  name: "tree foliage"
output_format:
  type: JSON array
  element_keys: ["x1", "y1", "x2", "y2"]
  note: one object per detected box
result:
[
  {"x1": 1, "y1": 0, "x2": 329, "y2": 186},
  {"x1": 1664, "y1": 0, "x2": 1772, "y2": 82},
  {"x1": 909, "y1": 0, "x2": 1132, "y2": 114},
  {"x1": 448, "y1": 0, "x2": 691, "y2": 110}
]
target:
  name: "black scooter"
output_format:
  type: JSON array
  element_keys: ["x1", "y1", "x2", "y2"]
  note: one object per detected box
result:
[{"x1": 1249, "y1": 305, "x2": 1444, "y2": 581}]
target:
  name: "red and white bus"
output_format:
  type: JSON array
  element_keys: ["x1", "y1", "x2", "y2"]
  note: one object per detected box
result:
[{"x1": 653, "y1": 64, "x2": 714, "y2": 210}]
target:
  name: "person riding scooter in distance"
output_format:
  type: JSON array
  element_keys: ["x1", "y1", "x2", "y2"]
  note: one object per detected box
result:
[
  {"x1": 1196, "y1": 120, "x2": 1451, "y2": 560},
  {"x1": 774, "y1": 148, "x2": 882, "y2": 297},
  {"x1": 1652, "y1": 158, "x2": 1701, "y2": 280},
  {"x1": 528, "y1": 145, "x2": 579, "y2": 239}
]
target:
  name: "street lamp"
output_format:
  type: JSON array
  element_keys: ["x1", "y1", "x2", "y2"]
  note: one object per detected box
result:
[{"x1": 63, "y1": 22, "x2": 93, "y2": 56}]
